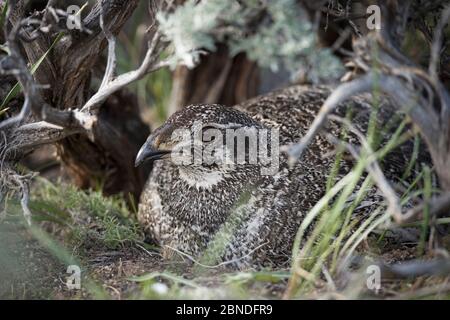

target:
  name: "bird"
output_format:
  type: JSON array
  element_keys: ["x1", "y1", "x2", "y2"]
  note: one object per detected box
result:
[{"x1": 135, "y1": 85, "x2": 424, "y2": 269}]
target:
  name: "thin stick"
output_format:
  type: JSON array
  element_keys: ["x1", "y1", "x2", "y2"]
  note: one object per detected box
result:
[{"x1": 287, "y1": 74, "x2": 374, "y2": 162}]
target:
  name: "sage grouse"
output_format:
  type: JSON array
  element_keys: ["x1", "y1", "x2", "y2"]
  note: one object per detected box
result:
[{"x1": 135, "y1": 85, "x2": 421, "y2": 269}]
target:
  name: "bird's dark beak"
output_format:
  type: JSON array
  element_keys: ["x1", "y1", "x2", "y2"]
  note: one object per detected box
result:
[{"x1": 135, "y1": 139, "x2": 171, "y2": 167}]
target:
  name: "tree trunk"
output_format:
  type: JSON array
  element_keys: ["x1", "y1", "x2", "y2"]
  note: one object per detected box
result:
[
  {"x1": 168, "y1": 44, "x2": 259, "y2": 115},
  {"x1": 5, "y1": 0, "x2": 151, "y2": 201},
  {"x1": 57, "y1": 89, "x2": 151, "y2": 200}
]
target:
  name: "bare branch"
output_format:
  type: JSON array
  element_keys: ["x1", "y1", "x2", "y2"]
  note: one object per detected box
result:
[
  {"x1": 380, "y1": 258, "x2": 450, "y2": 278},
  {"x1": 429, "y1": 5, "x2": 450, "y2": 82},
  {"x1": 1, "y1": 0, "x2": 171, "y2": 149},
  {"x1": 99, "y1": 5, "x2": 116, "y2": 90},
  {"x1": 17, "y1": 177, "x2": 31, "y2": 226},
  {"x1": 7, "y1": 122, "x2": 82, "y2": 157},
  {"x1": 0, "y1": 163, "x2": 35, "y2": 225},
  {"x1": 399, "y1": 192, "x2": 450, "y2": 224},
  {"x1": 287, "y1": 73, "x2": 374, "y2": 161},
  {"x1": 80, "y1": 30, "x2": 167, "y2": 114}
]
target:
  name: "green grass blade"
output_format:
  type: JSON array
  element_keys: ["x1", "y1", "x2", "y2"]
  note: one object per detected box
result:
[
  {"x1": 418, "y1": 166, "x2": 432, "y2": 256},
  {"x1": 0, "y1": 33, "x2": 63, "y2": 110},
  {"x1": 0, "y1": 2, "x2": 7, "y2": 30}
]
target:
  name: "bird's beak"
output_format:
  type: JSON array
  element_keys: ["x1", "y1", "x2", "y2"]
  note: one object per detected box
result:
[{"x1": 135, "y1": 139, "x2": 171, "y2": 167}]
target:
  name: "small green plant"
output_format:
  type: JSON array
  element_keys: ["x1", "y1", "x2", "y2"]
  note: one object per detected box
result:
[
  {"x1": 284, "y1": 86, "x2": 434, "y2": 298},
  {"x1": 101, "y1": 215, "x2": 140, "y2": 249},
  {"x1": 31, "y1": 178, "x2": 141, "y2": 250}
]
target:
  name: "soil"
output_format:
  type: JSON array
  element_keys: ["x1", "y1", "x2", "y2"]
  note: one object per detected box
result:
[
  {"x1": 0, "y1": 216, "x2": 442, "y2": 300},
  {"x1": 0, "y1": 219, "x2": 167, "y2": 299}
]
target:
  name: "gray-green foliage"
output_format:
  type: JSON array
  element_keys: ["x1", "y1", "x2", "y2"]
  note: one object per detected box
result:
[{"x1": 157, "y1": 0, "x2": 344, "y2": 82}]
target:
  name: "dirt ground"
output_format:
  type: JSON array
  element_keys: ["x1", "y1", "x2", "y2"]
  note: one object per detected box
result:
[
  {"x1": 1, "y1": 218, "x2": 445, "y2": 300},
  {"x1": 0, "y1": 219, "x2": 166, "y2": 299}
]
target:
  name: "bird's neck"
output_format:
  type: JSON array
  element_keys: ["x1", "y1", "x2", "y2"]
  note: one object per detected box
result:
[
  {"x1": 178, "y1": 166, "x2": 227, "y2": 190},
  {"x1": 177, "y1": 163, "x2": 262, "y2": 191}
]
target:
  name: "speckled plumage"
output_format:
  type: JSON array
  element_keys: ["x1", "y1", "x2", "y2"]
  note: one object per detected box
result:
[{"x1": 137, "y1": 85, "x2": 423, "y2": 269}]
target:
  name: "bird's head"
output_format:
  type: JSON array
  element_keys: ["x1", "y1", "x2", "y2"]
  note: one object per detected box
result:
[{"x1": 135, "y1": 104, "x2": 265, "y2": 169}]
